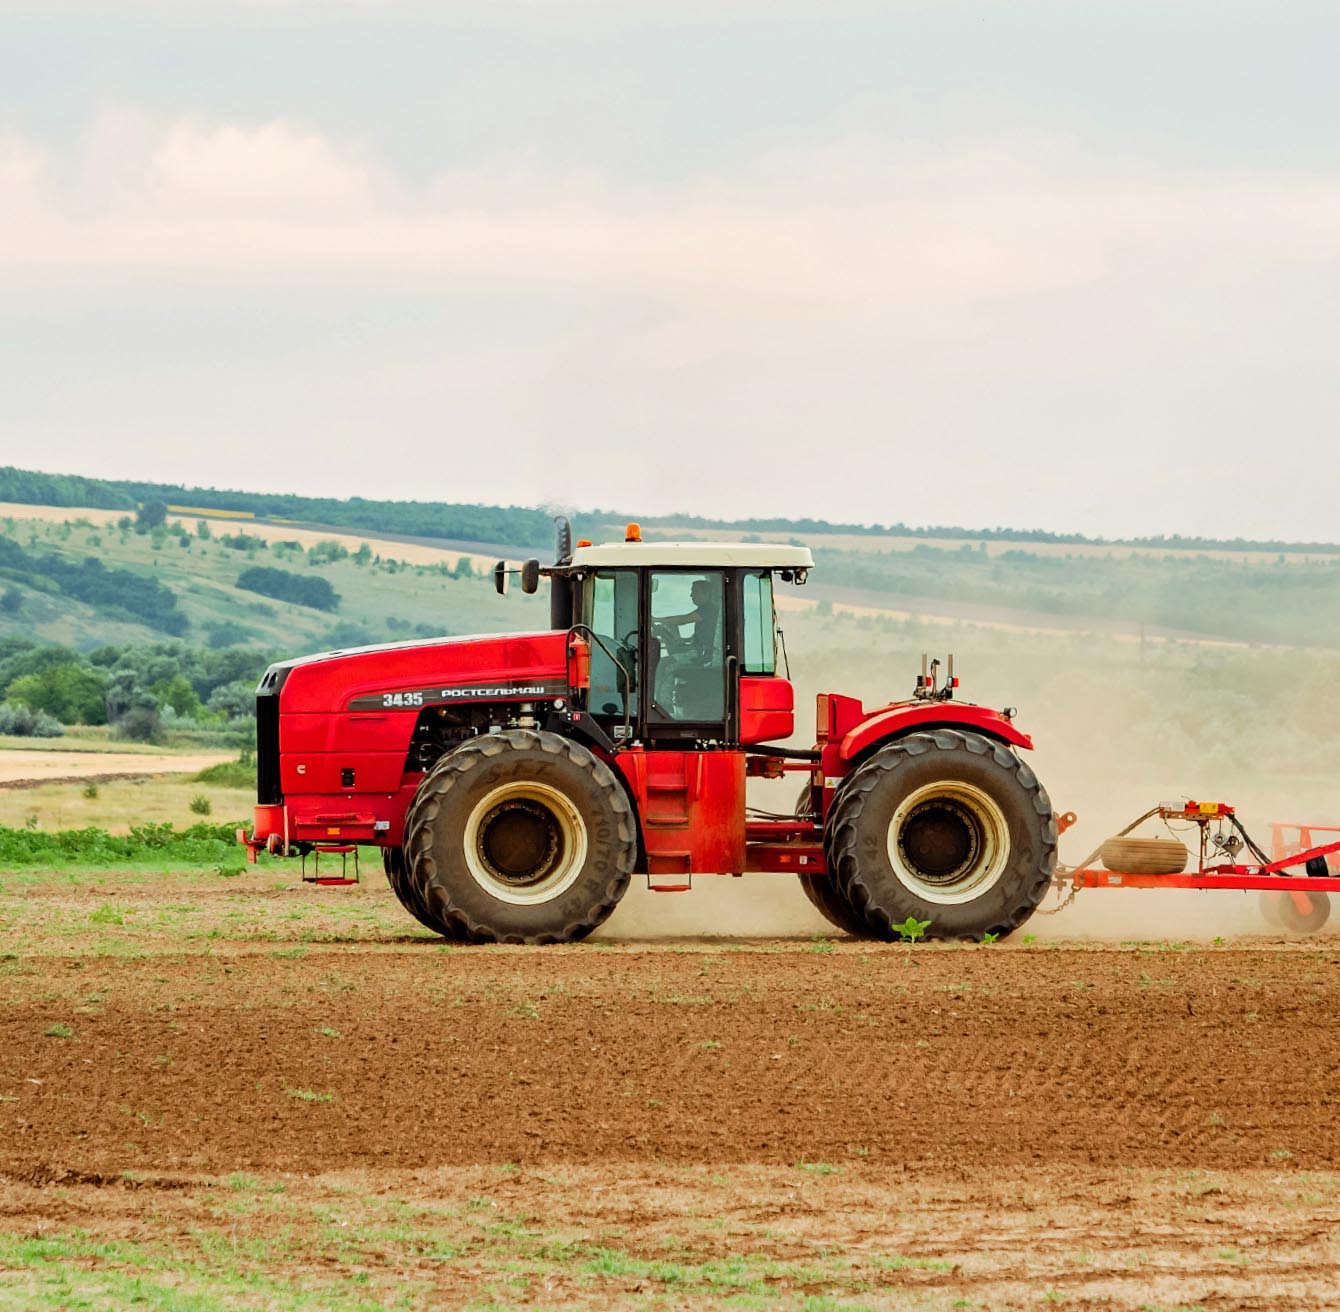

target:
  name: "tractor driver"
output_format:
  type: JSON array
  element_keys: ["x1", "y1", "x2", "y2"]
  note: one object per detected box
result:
[{"x1": 658, "y1": 579, "x2": 719, "y2": 659}]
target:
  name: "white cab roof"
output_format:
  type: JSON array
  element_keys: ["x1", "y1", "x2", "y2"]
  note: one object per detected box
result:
[{"x1": 569, "y1": 540, "x2": 814, "y2": 570}]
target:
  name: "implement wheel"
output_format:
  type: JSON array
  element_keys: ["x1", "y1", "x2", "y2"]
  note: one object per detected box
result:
[
  {"x1": 1277, "y1": 890, "x2": 1331, "y2": 935},
  {"x1": 1100, "y1": 837, "x2": 1187, "y2": 876},
  {"x1": 824, "y1": 729, "x2": 1056, "y2": 942},
  {"x1": 403, "y1": 729, "x2": 636, "y2": 944}
]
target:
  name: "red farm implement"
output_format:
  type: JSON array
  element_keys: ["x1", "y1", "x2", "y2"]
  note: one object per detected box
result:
[{"x1": 1052, "y1": 804, "x2": 1340, "y2": 934}]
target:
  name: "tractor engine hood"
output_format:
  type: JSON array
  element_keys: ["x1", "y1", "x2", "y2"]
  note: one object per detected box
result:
[{"x1": 257, "y1": 630, "x2": 571, "y2": 714}]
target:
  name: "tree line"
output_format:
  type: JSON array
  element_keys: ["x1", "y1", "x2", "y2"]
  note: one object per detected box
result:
[{"x1": 0, "y1": 638, "x2": 268, "y2": 742}]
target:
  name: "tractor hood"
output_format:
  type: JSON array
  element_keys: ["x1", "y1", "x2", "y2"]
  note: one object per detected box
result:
[{"x1": 257, "y1": 630, "x2": 570, "y2": 715}]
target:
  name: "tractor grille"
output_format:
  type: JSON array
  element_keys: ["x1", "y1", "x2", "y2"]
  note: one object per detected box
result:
[{"x1": 256, "y1": 691, "x2": 282, "y2": 805}]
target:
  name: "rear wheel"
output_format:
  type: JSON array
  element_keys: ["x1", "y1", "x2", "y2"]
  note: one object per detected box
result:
[
  {"x1": 824, "y1": 729, "x2": 1056, "y2": 942},
  {"x1": 403, "y1": 729, "x2": 636, "y2": 944},
  {"x1": 793, "y1": 783, "x2": 871, "y2": 937}
]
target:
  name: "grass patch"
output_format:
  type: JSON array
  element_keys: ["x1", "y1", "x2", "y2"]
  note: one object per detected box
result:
[{"x1": 0, "y1": 821, "x2": 251, "y2": 871}]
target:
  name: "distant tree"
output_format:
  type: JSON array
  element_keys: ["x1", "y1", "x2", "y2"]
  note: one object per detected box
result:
[
  {"x1": 353, "y1": 542, "x2": 373, "y2": 565},
  {"x1": 136, "y1": 499, "x2": 168, "y2": 531},
  {"x1": 5, "y1": 663, "x2": 108, "y2": 725},
  {"x1": 207, "y1": 680, "x2": 255, "y2": 721},
  {"x1": 105, "y1": 668, "x2": 162, "y2": 742},
  {"x1": 0, "y1": 587, "x2": 20, "y2": 614},
  {"x1": 195, "y1": 519, "x2": 211, "y2": 540},
  {"x1": 203, "y1": 620, "x2": 250, "y2": 649},
  {"x1": 307, "y1": 540, "x2": 350, "y2": 565},
  {"x1": 149, "y1": 673, "x2": 201, "y2": 719}
]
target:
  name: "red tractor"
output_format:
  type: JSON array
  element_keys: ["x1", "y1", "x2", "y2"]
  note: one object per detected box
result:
[{"x1": 240, "y1": 521, "x2": 1057, "y2": 942}]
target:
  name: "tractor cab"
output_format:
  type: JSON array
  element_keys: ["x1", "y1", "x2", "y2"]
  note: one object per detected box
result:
[{"x1": 540, "y1": 526, "x2": 811, "y2": 751}]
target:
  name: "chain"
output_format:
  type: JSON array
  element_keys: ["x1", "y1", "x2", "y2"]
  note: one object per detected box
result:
[{"x1": 1036, "y1": 869, "x2": 1082, "y2": 916}]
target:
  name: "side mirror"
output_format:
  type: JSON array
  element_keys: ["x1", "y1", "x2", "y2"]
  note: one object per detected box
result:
[
  {"x1": 493, "y1": 561, "x2": 508, "y2": 595},
  {"x1": 520, "y1": 559, "x2": 541, "y2": 594}
]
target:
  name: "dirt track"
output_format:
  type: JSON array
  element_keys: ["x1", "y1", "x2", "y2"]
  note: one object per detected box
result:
[
  {"x1": 4, "y1": 943, "x2": 1338, "y2": 1176},
  {"x1": 0, "y1": 748, "x2": 228, "y2": 786}
]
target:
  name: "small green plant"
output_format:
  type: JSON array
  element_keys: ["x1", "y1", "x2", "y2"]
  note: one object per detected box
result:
[
  {"x1": 700, "y1": 1039, "x2": 722, "y2": 1051},
  {"x1": 81, "y1": 783, "x2": 99, "y2": 800},
  {"x1": 315, "y1": 1026, "x2": 341, "y2": 1038},
  {"x1": 286, "y1": 1088, "x2": 336, "y2": 1103},
  {"x1": 1022, "y1": 934, "x2": 1037, "y2": 946},
  {"x1": 509, "y1": 1002, "x2": 540, "y2": 1020},
  {"x1": 89, "y1": 903, "x2": 123, "y2": 926},
  {"x1": 981, "y1": 931, "x2": 999, "y2": 944},
  {"x1": 189, "y1": 795, "x2": 213, "y2": 816},
  {"x1": 795, "y1": 1161, "x2": 838, "y2": 1175},
  {"x1": 44, "y1": 1023, "x2": 73, "y2": 1039},
  {"x1": 894, "y1": 916, "x2": 930, "y2": 943},
  {"x1": 807, "y1": 936, "x2": 836, "y2": 955}
]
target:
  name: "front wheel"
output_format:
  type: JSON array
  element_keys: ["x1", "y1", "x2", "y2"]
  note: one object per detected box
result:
[
  {"x1": 824, "y1": 729, "x2": 1056, "y2": 942},
  {"x1": 403, "y1": 729, "x2": 637, "y2": 944}
]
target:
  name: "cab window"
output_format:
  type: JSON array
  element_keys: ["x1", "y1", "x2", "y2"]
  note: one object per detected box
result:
[
  {"x1": 648, "y1": 571, "x2": 725, "y2": 722},
  {"x1": 582, "y1": 570, "x2": 639, "y2": 718},
  {"x1": 741, "y1": 571, "x2": 776, "y2": 675}
]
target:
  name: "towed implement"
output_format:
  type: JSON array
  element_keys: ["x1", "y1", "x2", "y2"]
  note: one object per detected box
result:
[
  {"x1": 240, "y1": 520, "x2": 1057, "y2": 943},
  {"x1": 1049, "y1": 804, "x2": 1340, "y2": 935}
]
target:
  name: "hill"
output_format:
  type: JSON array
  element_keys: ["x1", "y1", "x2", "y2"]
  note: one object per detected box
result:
[{"x1": 2, "y1": 466, "x2": 1340, "y2": 652}]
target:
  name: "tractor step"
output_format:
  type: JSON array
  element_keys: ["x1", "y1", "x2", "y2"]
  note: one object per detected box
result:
[{"x1": 301, "y1": 843, "x2": 361, "y2": 887}]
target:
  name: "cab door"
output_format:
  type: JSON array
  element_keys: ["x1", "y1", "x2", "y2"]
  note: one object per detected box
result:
[{"x1": 644, "y1": 569, "x2": 731, "y2": 743}]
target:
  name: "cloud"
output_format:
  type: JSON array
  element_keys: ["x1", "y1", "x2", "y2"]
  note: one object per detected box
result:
[
  {"x1": 6, "y1": 115, "x2": 1338, "y2": 315},
  {"x1": 4, "y1": 111, "x2": 1340, "y2": 536}
]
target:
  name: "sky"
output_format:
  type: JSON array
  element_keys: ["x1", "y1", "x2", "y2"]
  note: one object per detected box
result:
[{"x1": 1, "y1": 0, "x2": 1337, "y2": 540}]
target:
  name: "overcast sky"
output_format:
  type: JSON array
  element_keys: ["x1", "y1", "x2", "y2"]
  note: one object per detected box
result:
[{"x1": 1, "y1": 1, "x2": 1337, "y2": 539}]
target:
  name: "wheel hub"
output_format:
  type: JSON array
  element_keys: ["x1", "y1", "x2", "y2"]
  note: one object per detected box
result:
[
  {"x1": 477, "y1": 800, "x2": 563, "y2": 886},
  {"x1": 898, "y1": 800, "x2": 981, "y2": 883},
  {"x1": 462, "y1": 780, "x2": 590, "y2": 906},
  {"x1": 886, "y1": 781, "x2": 1011, "y2": 906}
]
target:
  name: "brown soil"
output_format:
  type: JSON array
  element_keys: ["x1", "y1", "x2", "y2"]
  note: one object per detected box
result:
[
  {"x1": 3, "y1": 944, "x2": 1337, "y2": 1176},
  {"x1": 3, "y1": 867, "x2": 1339, "y2": 1307}
]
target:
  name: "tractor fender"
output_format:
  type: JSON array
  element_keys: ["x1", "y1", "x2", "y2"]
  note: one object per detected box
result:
[{"x1": 839, "y1": 704, "x2": 1033, "y2": 766}]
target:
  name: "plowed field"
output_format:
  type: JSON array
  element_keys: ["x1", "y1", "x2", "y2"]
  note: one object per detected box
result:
[{"x1": 1, "y1": 866, "x2": 1338, "y2": 1309}]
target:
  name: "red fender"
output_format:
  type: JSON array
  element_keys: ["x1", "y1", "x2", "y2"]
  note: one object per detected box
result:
[{"x1": 839, "y1": 704, "x2": 1033, "y2": 764}]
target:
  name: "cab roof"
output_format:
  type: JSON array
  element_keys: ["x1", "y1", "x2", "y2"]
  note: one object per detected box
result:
[{"x1": 567, "y1": 540, "x2": 814, "y2": 570}]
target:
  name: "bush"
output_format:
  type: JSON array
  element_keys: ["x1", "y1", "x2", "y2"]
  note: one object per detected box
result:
[
  {"x1": 189, "y1": 795, "x2": 213, "y2": 816},
  {"x1": 0, "y1": 701, "x2": 64, "y2": 737},
  {"x1": 194, "y1": 757, "x2": 256, "y2": 790}
]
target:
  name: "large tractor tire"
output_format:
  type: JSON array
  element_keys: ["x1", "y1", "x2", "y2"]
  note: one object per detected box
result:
[
  {"x1": 793, "y1": 783, "x2": 871, "y2": 937},
  {"x1": 382, "y1": 845, "x2": 448, "y2": 934},
  {"x1": 403, "y1": 729, "x2": 636, "y2": 944},
  {"x1": 1099, "y1": 837, "x2": 1188, "y2": 876},
  {"x1": 824, "y1": 729, "x2": 1056, "y2": 942}
]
